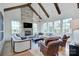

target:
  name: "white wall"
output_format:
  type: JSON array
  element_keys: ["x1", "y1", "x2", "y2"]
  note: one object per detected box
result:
[
  {"x1": 0, "y1": 3, "x2": 27, "y2": 41},
  {"x1": 4, "y1": 11, "x2": 11, "y2": 41},
  {"x1": 70, "y1": 30, "x2": 79, "y2": 45},
  {"x1": 4, "y1": 8, "x2": 21, "y2": 41}
]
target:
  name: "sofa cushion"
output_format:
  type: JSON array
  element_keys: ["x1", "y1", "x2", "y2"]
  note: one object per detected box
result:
[
  {"x1": 16, "y1": 36, "x2": 21, "y2": 40},
  {"x1": 13, "y1": 34, "x2": 21, "y2": 40},
  {"x1": 16, "y1": 34, "x2": 21, "y2": 37},
  {"x1": 21, "y1": 37, "x2": 27, "y2": 40}
]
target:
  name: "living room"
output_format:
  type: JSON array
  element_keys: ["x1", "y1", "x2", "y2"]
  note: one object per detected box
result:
[{"x1": 0, "y1": 3, "x2": 79, "y2": 56}]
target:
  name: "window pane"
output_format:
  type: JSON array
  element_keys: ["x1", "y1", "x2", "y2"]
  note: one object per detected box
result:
[
  {"x1": 33, "y1": 23, "x2": 38, "y2": 35},
  {"x1": 48, "y1": 22, "x2": 53, "y2": 36},
  {"x1": 12, "y1": 21, "x2": 20, "y2": 34},
  {"x1": 48, "y1": 22, "x2": 53, "y2": 33},
  {"x1": 62, "y1": 18, "x2": 72, "y2": 33},
  {"x1": 42, "y1": 23, "x2": 48, "y2": 34},
  {"x1": 0, "y1": 32, "x2": 3, "y2": 41},
  {"x1": 54, "y1": 20, "x2": 61, "y2": 35}
]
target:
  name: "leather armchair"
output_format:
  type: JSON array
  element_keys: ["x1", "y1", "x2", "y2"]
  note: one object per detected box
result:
[
  {"x1": 39, "y1": 39, "x2": 62, "y2": 56},
  {"x1": 45, "y1": 37, "x2": 61, "y2": 46}
]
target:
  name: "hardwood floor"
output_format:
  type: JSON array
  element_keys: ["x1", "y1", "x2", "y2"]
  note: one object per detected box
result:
[{"x1": 1, "y1": 40, "x2": 69, "y2": 56}]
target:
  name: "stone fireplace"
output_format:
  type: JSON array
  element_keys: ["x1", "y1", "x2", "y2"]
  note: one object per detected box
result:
[{"x1": 25, "y1": 31, "x2": 32, "y2": 36}]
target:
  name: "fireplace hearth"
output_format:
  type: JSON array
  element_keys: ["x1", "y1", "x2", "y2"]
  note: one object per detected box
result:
[{"x1": 25, "y1": 31, "x2": 31, "y2": 36}]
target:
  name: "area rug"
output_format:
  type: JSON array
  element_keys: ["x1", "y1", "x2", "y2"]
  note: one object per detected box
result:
[
  {"x1": 29, "y1": 48, "x2": 43, "y2": 56},
  {"x1": 14, "y1": 48, "x2": 43, "y2": 56},
  {"x1": 2, "y1": 41, "x2": 33, "y2": 56},
  {"x1": 13, "y1": 51, "x2": 33, "y2": 56}
]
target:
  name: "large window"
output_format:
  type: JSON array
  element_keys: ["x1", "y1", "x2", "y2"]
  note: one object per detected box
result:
[
  {"x1": 54, "y1": 20, "x2": 61, "y2": 35},
  {"x1": 62, "y1": 18, "x2": 72, "y2": 33},
  {"x1": 42, "y1": 23, "x2": 48, "y2": 34},
  {"x1": 12, "y1": 21, "x2": 21, "y2": 34},
  {"x1": 48, "y1": 22, "x2": 53, "y2": 33},
  {"x1": 33, "y1": 23, "x2": 38, "y2": 35},
  {"x1": 41, "y1": 22, "x2": 53, "y2": 35},
  {"x1": 0, "y1": 12, "x2": 3, "y2": 41},
  {"x1": 40, "y1": 18, "x2": 72, "y2": 35}
]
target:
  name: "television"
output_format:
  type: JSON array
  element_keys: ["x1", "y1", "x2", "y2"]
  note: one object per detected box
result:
[{"x1": 23, "y1": 23, "x2": 32, "y2": 28}]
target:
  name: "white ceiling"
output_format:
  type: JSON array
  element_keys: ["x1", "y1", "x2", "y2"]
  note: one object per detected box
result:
[
  {"x1": 32, "y1": 3, "x2": 79, "y2": 22},
  {"x1": 0, "y1": 3, "x2": 79, "y2": 22}
]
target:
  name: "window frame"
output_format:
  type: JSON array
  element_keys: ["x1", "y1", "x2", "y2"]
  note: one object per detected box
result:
[
  {"x1": 40, "y1": 18, "x2": 72, "y2": 35},
  {"x1": 0, "y1": 12, "x2": 4, "y2": 41}
]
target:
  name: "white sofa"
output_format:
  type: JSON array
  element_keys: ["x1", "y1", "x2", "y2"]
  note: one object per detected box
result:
[{"x1": 11, "y1": 34, "x2": 31, "y2": 53}]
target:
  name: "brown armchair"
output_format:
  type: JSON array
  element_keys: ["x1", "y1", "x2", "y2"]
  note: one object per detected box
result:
[
  {"x1": 45, "y1": 37, "x2": 61, "y2": 46},
  {"x1": 39, "y1": 40, "x2": 62, "y2": 56}
]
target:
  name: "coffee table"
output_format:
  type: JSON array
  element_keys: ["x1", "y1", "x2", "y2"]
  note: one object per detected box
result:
[{"x1": 32, "y1": 38, "x2": 44, "y2": 43}]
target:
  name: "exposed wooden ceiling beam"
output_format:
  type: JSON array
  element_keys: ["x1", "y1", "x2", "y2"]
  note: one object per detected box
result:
[
  {"x1": 38, "y1": 3, "x2": 49, "y2": 18},
  {"x1": 4, "y1": 3, "x2": 42, "y2": 19},
  {"x1": 77, "y1": 3, "x2": 79, "y2": 8},
  {"x1": 28, "y1": 4, "x2": 42, "y2": 19},
  {"x1": 4, "y1": 4, "x2": 29, "y2": 11},
  {"x1": 54, "y1": 3, "x2": 61, "y2": 14}
]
